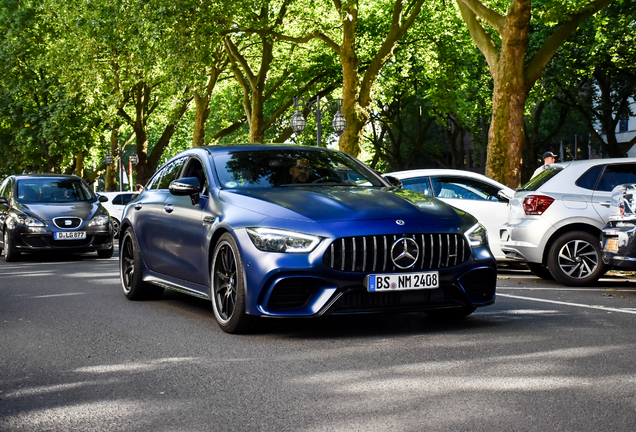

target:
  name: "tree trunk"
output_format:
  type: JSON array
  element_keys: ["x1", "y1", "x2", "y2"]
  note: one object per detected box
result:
[
  {"x1": 484, "y1": 1, "x2": 530, "y2": 187},
  {"x1": 105, "y1": 127, "x2": 119, "y2": 192},
  {"x1": 193, "y1": 92, "x2": 211, "y2": 148}
]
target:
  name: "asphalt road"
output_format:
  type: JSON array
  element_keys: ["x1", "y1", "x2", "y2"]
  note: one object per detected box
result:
[{"x1": 1, "y1": 250, "x2": 635, "y2": 431}]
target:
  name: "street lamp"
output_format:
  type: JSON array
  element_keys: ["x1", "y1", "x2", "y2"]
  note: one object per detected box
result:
[{"x1": 291, "y1": 96, "x2": 346, "y2": 147}]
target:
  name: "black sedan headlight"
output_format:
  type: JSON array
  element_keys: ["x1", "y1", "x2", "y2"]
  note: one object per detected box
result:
[
  {"x1": 88, "y1": 215, "x2": 110, "y2": 227},
  {"x1": 247, "y1": 227, "x2": 322, "y2": 253}
]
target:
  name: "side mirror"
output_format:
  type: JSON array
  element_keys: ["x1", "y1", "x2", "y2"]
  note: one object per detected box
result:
[
  {"x1": 98, "y1": 195, "x2": 109, "y2": 203},
  {"x1": 497, "y1": 189, "x2": 511, "y2": 203},
  {"x1": 0, "y1": 196, "x2": 8, "y2": 205},
  {"x1": 169, "y1": 177, "x2": 203, "y2": 205},
  {"x1": 383, "y1": 175, "x2": 403, "y2": 189}
]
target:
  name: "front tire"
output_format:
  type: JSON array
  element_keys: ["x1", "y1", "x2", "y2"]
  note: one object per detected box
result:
[
  {"x1": 97, "y1": 243, "x2": 114, "y2": 259},
  {"x1": 3, "y1": 230, "x2": 20, "y2": 262},
  {"x1": 211, "y1": 233, "x2": 255, "y2": 334},
  {"x1": 119, "y1": 228, "x2": 163, "y2": 300},
  {"x1": 547, "y1": 231, "x2": 606, "y2": 286}
]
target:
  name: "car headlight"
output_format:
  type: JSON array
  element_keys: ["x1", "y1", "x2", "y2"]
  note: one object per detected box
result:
[
  {"x1": 246, "y1": 227, "x2": 322, "y2": 253},
  {"x1": 465, "y1": 223, "x2": 488, "y2": 247},
  {"x1": 88, "y1": 215, "x2": 110, "y2": 227},
  {"x1": 11, "y1": 213, "x2": 46, "y2": 227}
]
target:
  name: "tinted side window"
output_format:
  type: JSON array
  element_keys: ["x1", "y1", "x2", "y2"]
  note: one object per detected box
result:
[
  {"x1": 158, "y1": 157, "x2": 187, "y2": 189},
  {"x1": 120, "y1": 193, "x2": 136, "y2": 205},
  {"x1": 432, "y1": 176, "x2": 500, "y2": 201},
  {"x1": 575, "y1": 165, "x2": 603, "y2": 190},
  {"x1": 147, "y1": 167, "x2": 166, "y2": 190},
  {"x1": 401, "y1": 177, "x2": 432, "y2": 195},
  {"x1": 112, "y1": 195, "x2": 123, "y2": 205},
  {"x1": 596, "y1": 164, "x2": 636, "y2": 192}
]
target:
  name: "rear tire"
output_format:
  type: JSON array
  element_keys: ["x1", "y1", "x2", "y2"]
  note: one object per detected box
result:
[
  {"x1": 211, "y1": 233, "x2": 255, "y2": 334},
  {"x1": 526, "y1": 262, "x2": 553, "y2": 280},
  {"x1": 119, "y1": 228, "x2": 163, "y2": 300},
  {"x1": 3, "y1": 230, "x2": 20, "y2": 262},
  {"x1": 547, "y1": 230, "x2": 606, "y2": 286}
]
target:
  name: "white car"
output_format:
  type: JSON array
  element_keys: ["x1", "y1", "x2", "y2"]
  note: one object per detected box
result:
[
  {"x1": 97, "y1": 191, "x2": 139, "y2": 238},
  {"x1": 500, "y1": 158, "x2": 636, "y2": 286},
  {"x1": 388, "y1": 169, "x2": 514, "y2": 261}
]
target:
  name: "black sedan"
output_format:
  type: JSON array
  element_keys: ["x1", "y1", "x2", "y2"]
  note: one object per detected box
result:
[
  {"x1": 0, "y1": 174, "x2": 114, "y2": 261},
  {"x1": 119, "y1": 145, "x2": 496, "y2": 334}
]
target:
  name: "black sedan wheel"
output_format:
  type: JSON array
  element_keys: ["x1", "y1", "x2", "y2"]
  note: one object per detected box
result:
[
  {"x1": 112, "y1": 218, "x2": 120, "y2": 239},
  {"x1": 547, "y1": 231, "x2": 606, "y2": 286},
  {"x1": 211, "y1": 233, "x2": 255, "y2": 334},
  {"x1": 3, "y1": 230, "x2": 20, "y2": 262},
  {"x1": 120, "y1": 228, "x2": 163, "y2": 300}
]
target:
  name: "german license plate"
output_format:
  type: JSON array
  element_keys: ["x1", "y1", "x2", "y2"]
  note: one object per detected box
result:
[
  {"x1": 366, "y1": 271, "x2": 439, "y2": 292},
  {"x1": 604, "y1": 238, "x2": 619, "y2": 253},
  {"x1": 54, "y1": 231, "x2": 86, "y2": 240}
]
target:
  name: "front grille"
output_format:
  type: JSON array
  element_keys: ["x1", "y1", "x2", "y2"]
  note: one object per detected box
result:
[
  {"x1": 322, "y1": 233, "x2": 470, "y2": 272},
  {"x1": 53, "y1": 217, "x2": 82, "y2": 229}
]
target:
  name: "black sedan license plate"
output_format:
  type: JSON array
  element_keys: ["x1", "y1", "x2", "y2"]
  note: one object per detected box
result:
[
  {"x1": 366, "y1": 271, "x2": 439, "y2": 292},
  {"x1": 54, "y1": 231, "x2": 87, "y2": 240}
]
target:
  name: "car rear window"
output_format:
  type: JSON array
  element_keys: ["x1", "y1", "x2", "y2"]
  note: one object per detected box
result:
[{"x1": 520, "y1": 166, "x2": 563, "y2": 191}]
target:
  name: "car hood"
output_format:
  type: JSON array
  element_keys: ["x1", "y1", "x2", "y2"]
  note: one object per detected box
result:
[
  {"x1": 220, "y1": 187, "x2": 467, "y2": 223},
  {"x1": 16, "y1": 201, "x2": 101, "y2": 221}
]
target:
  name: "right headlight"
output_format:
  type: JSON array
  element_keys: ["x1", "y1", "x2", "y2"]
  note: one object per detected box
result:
[
  {"x1": 10, "y1": 213, "x2": 46, "y2": 227},
  {"x1": 465, "y1": 223, "x2": 488, "y2": 247},
  {"x1": 246, "y1": 227, "x2": 322, "y2": 253}
]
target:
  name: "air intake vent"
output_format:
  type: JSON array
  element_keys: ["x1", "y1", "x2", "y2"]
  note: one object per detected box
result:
[{"x1": 322, "y1": 233, "x2": 470, "y2": 273}]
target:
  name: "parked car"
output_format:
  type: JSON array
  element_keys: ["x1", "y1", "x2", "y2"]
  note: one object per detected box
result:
[
  {"x1": 601, "y1": 184, "x2": 636, "y2": 270},
  {"x1": 119, "y1": 145, "x2": 497, "y2": 333},
  {"x1": 500, "y1": 158, "x2": 636, "y2": 286},
  {"x1": 0, "y1": 174, "x2": 114, "y2": 261},
  {"x1": 98, "y1": 191, "x2": 139, "y2": 238},
  {"x1": 387, "y1": 169, "x2": 514, "y2": 262}
]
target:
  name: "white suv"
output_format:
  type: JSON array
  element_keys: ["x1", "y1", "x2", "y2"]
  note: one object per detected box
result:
[{"x1": 500, "y1": 158, "x2": 636, "y2": 286}]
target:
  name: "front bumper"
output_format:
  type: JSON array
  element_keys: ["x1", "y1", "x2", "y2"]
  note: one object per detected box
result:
[
  {"x1": 8, "y1": 225, "x2": 113, "y2": 254},
  {"x1": 238, "y1": 228, "x2": 497, "y2": 317}
]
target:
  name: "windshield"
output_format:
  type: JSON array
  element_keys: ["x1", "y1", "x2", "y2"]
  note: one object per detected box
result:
[
  {"x1": 213, "y1": 149, "x2": 385, "y2": 188},
  {"x1": 16, "y1": 178, "x2": 95, "y2": 203}
]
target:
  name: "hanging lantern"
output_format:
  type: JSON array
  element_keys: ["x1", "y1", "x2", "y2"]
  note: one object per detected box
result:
[
  {"x1": 290, "y1": 109, "x2": 307, "y2": 134},
  {"x1": 129, "y1": 153, "x2": 139, "y2": 166},
  {"x1": 332, "y1": 109, "x2": 347, "y2": 136},
  {"x1": 104, "y1": 151, "x2": 114, "y2": 165}
]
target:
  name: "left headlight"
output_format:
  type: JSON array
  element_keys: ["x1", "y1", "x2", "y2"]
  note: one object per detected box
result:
[
  {"x1": 247, "y1": 227, "x2": 322, "y2": 253},
  {"x1": 88, "y1": 215, "x2": 110, "y2": 227},
  {"x1": 465, "y1": 223, "x2": 488, "y2": 247}
]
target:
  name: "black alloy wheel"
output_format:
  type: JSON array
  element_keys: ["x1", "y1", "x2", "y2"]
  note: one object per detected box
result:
[
  {"x1": 119, "y1": 228, "x2": 163, "y2": 300},
  {"x1": 211, "y1": 233, "x2": 254, "y2": 334}
]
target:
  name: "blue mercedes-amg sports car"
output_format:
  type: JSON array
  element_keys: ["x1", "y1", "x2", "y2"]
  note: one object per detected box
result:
[{"x1": 119, "y1": 145, "x2": 496, "y2": 333}]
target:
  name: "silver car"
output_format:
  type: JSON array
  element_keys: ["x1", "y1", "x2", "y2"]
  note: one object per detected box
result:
[{"x1": 500, "y1": 158, "x2": 636, "y2": 286}]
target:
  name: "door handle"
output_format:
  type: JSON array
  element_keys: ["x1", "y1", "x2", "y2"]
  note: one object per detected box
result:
[
  {"x1": 134, "y1": 203, "x2": 143, "y2": 210},
  {"x1": 599, "y1": 201, "x2": 611, "y2": 208},
  {"x1": 164, "y1": 203, "x2": 174, "y2": 213}
]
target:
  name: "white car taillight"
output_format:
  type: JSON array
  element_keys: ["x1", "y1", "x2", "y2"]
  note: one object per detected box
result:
[{"x1": 523, "y1": 195, "x2": 554, "y2": 215}]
